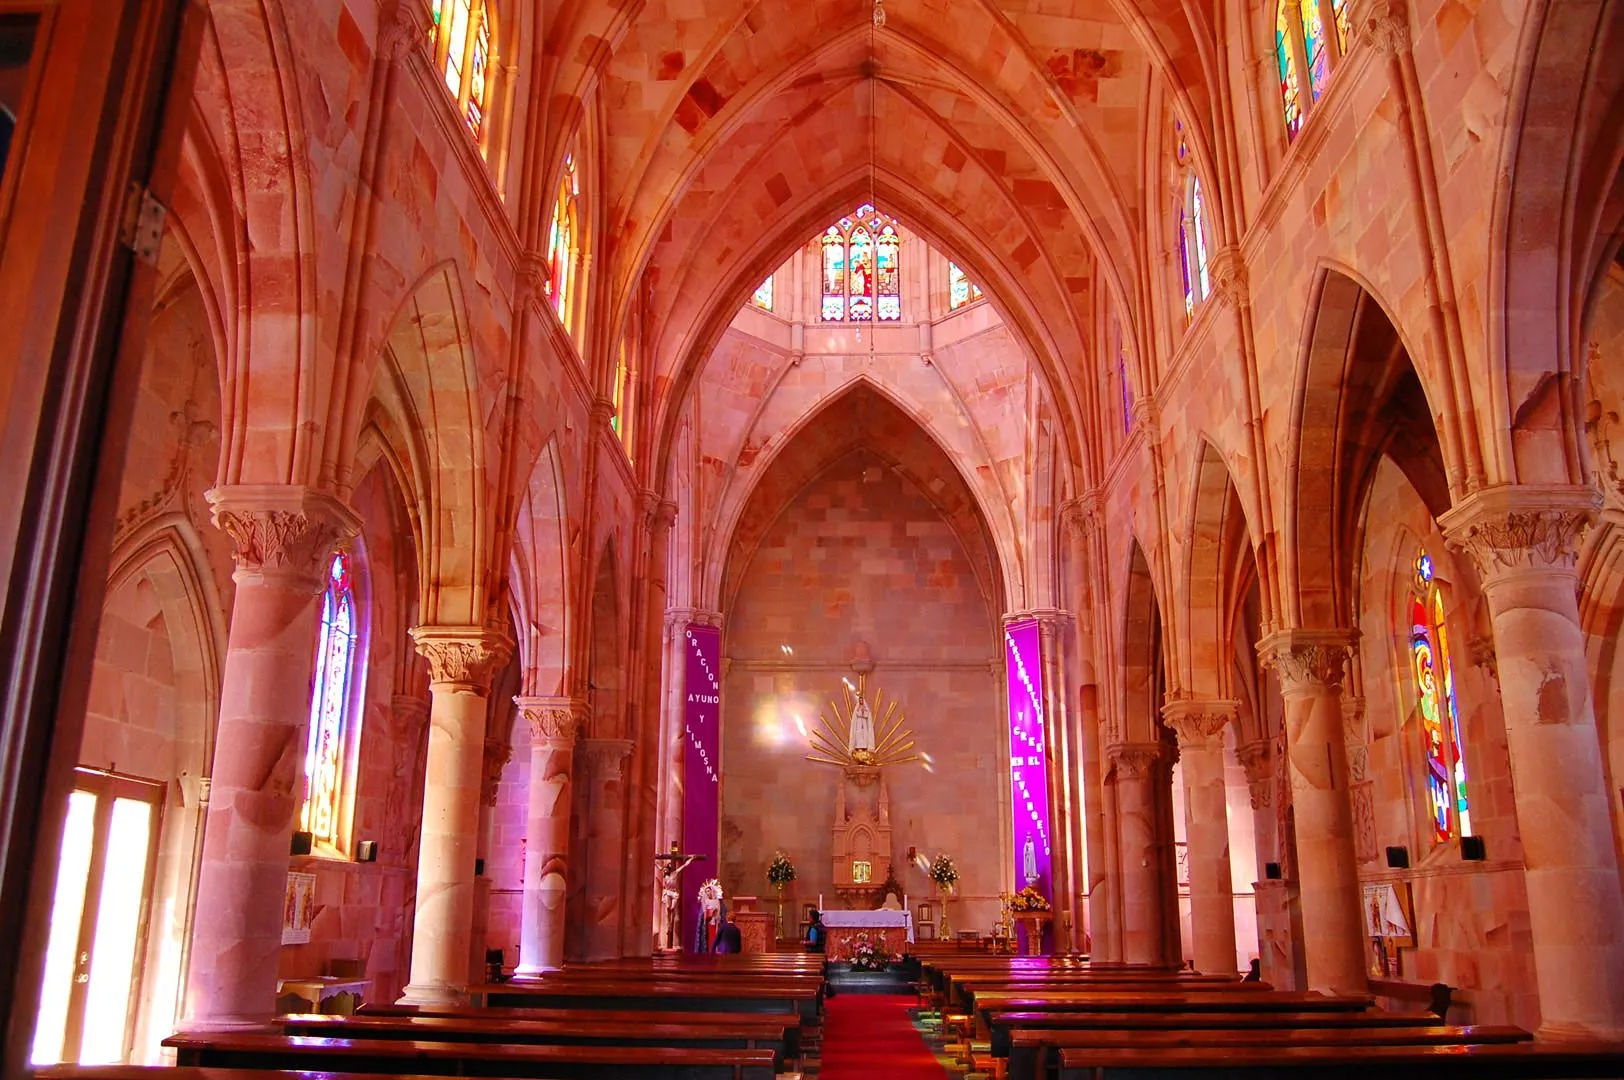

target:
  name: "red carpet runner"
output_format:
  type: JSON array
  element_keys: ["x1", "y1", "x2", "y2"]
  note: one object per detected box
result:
[{"x1": 818, "y1": 993, "x2": 951, "y2": 1079}]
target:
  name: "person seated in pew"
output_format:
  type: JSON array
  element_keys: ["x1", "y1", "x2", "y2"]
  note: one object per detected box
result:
[
  {"x1": 713, "y1": 912, "x2": 744, "y2": 954},
  {"x1": 1243, "y1": 958, "x2": 1261, "y2": 982}
]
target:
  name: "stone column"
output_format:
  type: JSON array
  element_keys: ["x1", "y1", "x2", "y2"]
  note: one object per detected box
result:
[
  {"x1": 1034, "y1": 611, "x2": 1075, "y2": 953},
  {"x1": 1164, "y1": 699, "x2": 1239, "y2": 974},
  {"x1": 1258, "y1": 631, "x2": 1366, "y2": 993},
  {"x1": 1098, "y1": 768, "x2": 1123, "y2": 963},
  {"x1": 579, "y1": 737, "x2": 634, "y2": 961},
  {"x1": 181, "y1": 486, "x2": 358, "y2": 1031},
  {"x1": 1441, "y1": 486, "x2": 1624, "y2": 1038},
  {"x1": 625, "y1": 498, "x2": 677, "y2": 955},
  {"x1": 1079, "y1": 688, "x2": 1109, "y2": 956},
  {"x1": 398, "y1": 627, "x2": 512, "y2": 1006},
  {"x1": 1108, "y1": 742, "x2": 1165, "y2": 965},
  {"x1": 513, "y1": 697, "x2": 581, "y2": 973},
  {"x1": 468, "y1": 735, "x2": 510, "y2": 978}
]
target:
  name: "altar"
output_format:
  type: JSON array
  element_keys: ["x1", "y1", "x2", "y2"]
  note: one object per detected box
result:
[{"x1": 820, "y1": 909, "x2": 913, "y2": 962}]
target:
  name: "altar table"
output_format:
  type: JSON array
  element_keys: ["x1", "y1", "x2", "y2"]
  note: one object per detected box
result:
[{"x1": 820, "y1": 909, "x2": 914, "y2": 962}]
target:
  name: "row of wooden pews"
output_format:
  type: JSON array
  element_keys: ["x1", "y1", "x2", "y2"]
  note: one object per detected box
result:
[
  {"x1": 916, "y1": 955, "x2": 1624, "y2": 1080},
  {"x1": 34, "y1": 955, "x2": 822, "y2": 1080}
]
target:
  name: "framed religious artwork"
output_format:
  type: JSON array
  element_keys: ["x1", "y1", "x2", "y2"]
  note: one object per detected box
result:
[
  {"x1": 1362, "y1": 881, "x2": 1415, "y2": 947},
  {"x1": 916, "y1": 902, "x2": 933, "y2": 925},
  {"x1": 282, "y1": 871, "x2": 317, "y2": 945}
]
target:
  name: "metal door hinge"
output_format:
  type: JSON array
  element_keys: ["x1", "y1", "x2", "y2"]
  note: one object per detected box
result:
[{"x1": 120, "y1": 184, "x2": 166, "y2": 267}]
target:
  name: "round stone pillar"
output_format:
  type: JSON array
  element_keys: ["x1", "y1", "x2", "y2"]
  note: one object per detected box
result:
[
  {"x1": 1259, "y1": 630, "x2": 1366, "y2": 994},
  {"x1": 580, "y1": 737, "x2": 634, "y2": 961},
  {"x1": 398, "y1": 627, "x2": 511, "y2": 1006},
  {"x1": 1163, "y1": 699, "x2": 1239, "y2": 974},
  {"x1": 1108, "y1": 742, "x2": 1165, "y2": 965},
  {"x1": 182, "y1": 486, "x2": 359, "y2": 1031},
  {"x1": 1442, "y1": 486, "x2": 1624, "y2": 1038},
  {"x1": 513, "y1": 697, "x2": 581, "y2": 974}
]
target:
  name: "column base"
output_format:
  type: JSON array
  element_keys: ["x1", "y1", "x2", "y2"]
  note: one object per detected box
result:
[{"x1": 397, "y1": 981, "x2": 468, "y2": 1007}]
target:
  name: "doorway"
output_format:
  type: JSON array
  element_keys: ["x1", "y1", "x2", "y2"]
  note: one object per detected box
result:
[{"x1": 31, "y1": 768, "x2": 163, "y2": 1065}]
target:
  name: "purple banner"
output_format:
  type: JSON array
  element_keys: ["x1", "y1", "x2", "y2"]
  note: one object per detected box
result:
[
  {"x1": 1005, "y1": 619, "x2": 1053, "y2": 953},
  {"x1": 681, "y1": 623, "x2": 722, "y2": 952}
]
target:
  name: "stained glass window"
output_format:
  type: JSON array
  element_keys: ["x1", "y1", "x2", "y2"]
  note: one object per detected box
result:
[
  {"x1": 611, "y1": 341, "x2": 633, "y2": 451},
  {"x1": 1178, "y1": 158, "x2": 1212, "y2": 319},
  {"x1": 820, "y1": 206, "x2": 902, "y2": 321},
  {"x1": 1276, "y1": 2, "x2": 1303, "y2": 140},
  {"x1": 547, "y1": 151, "x2": 577, "y2": 326},
  {"x1": 752, "y1": 276, "x2": 773, "y2": 311},
  {"x1": 1409, "y1": 550, "x2": 1470, "y2": 845},
  {"x1": 301, "y1": 552, "x2": 359, "y2": 848},
  {"x1": 1331, "y1": 0, "x2": 1350, "y2": 50},
  {"x1": 1304, "y1": 1, "x2": 1330, "y2": 101},
  {"x1": 876, "y1": 226, "x2": 900, "y2": 321},
  {"x1": 428, "y1": 0, "x2": 495, "y2": 140},
  {"x1": 949, "y1": 262, "x2": 982, "y2": 309}
]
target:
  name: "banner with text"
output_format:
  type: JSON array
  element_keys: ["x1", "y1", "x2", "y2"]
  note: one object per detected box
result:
[
  {"x1": 1005, "y1": 618, "x2": 1053, "y2": 953},
  {"x1": 681, "y1": 622, "x2": 722, "y2": 951}
]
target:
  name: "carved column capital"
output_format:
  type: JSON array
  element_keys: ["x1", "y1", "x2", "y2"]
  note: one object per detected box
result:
[
  {"x1": 641, "y1": 492, "x2": 678, "y2": 534},
  {"x1": 515, "y1": 251, "x2": 550, "y2": 310},
  {"x1": 1258, "y1": 629, "x2": 1356, "y2": 695},
  {"x1": 1161, "y1": 698, "x2": 1239, "y2": 748},
  {"x1": 410, "y1": 626, "x2": 514, "y2": 690},
  {"x1": 378, "y1": 0, "x2": 429, "y2": 61},
  {"x1": 1209, "y1": 246, "x2": 1250, "y2": 308},
  {"x1": 591, "y1": 397, "x2": 618, "y2": 430},
  {"x1": 1362, "y1": 0, "x2": 1412, "y2": 55},
  {"x1": 1440, "y1": 484, "x2": 1599, "y2": 581},
  {"x1": 1107, "y1": 742, "x2": 1164, "y2": 780},
  {"x1": 1235, "y1": 740, "x2": 1273, "y2": 809},
  {"x1": 206, "y1": 485, "x2": 361, "y2": 591},
  {"x1": 1130, "y1": 396, "x2": 1158, "y2": 433},
  {"x1": 481, "y1": 738, "x2": 513, "y2": 806},
  {"x1": 515, "y1": 695, "x2": 584, "y2": 749},
  {"x1": 579, "y1": 737, "x2": 634, "y2": 780}
]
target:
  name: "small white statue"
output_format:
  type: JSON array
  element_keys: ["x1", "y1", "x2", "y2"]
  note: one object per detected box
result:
[{"x1": 850, "y1": 692, "x2": 876, "y2": 753}]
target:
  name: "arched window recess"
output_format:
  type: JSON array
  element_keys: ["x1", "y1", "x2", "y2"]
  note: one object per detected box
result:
[
  {"x1": 300, "y1": 550, "x2": 366, "y2": 853},
  {"x1": 1407, "y1": 549, "x2": 1470, "y2": 846},
  {"x1": 1174, "y1": 119, "x2": 1212, "y2": 321}
]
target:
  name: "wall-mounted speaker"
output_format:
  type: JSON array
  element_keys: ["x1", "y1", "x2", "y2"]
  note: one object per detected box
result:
[
  {"x1": 290, "y1": 831, "x2": 313, "y2": 856},
  {"x1": 1263, "y1": 862, "x2": 1282, "y2": 880},
  {"x1": 357, "y1": 839, "x2": 378, "y2": 863},
  {"x1": 1460, "y1": 835, "x2": 1486, "y2": 861},
  {"x1": 475, "y1": 857, "x2": 486, "y2": 877},
  {"x1": 1385, "y1": 846, "x2": 1410, "y2": 869}
]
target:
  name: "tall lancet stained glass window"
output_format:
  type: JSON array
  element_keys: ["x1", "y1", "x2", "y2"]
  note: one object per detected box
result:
[
  {"x1": 820, "y1": 205, "x2": 902, "y2": 322},
  {"x1": 949, "y1": 262, "x2": 982, "y2": 309},
  {"x1": 302, "y1": 552, "x2": 361, "y2": 847},
  {"x1": 428, "y1": 0, "x2": 495, "y2": 139},
  {"x1": 1409, "y1": 550, "x2": 1469, "y2": 844}
]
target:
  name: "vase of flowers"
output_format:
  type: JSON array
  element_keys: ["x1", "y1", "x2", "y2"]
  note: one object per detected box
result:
[
  {"x1": 850, "y1": 933, "x2": 889, "y2": 972},
  {"x1": 1010, "y1": 884, "x2": 1051, "y2": 912},
  {"x1": 767, "y1": 851, "x2": 796, "y2": 938},
  {"x1": 929, "y1": 853, "x2": 959, "y2": 936}
]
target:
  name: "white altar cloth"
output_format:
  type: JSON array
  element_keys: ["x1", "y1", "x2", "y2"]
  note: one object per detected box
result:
[{"x1": 820, "y1": 909, "x2": 914, "y2": 943}]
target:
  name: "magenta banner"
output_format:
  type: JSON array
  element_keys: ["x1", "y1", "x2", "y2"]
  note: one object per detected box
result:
[
  {"x1": 681, "y1": 622, "x2": 722, "y2": 952},
  {"x1": 1005, "y1": 618, "x2": 1053, "y2": 953}
]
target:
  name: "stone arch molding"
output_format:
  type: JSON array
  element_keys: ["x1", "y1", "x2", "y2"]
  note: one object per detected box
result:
[{"x1": 699, "y1": 372, "x2": 1026, "y2": 615}]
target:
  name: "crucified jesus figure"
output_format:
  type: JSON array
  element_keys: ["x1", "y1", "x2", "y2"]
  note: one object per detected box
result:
[{"x1": 655, "y1": 843, "x2": 704, "y2": 951}]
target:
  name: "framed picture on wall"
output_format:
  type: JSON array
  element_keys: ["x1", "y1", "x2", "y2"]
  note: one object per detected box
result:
[
  {"x1": 916, "y1": 902, "x2": 933, "y2": 924},
  {"x1": 283, "y1": 872, "x2": 316, "y2": 945},
  {"x1": 803, "y1": 903, "x2": 817, "y2": 922}
]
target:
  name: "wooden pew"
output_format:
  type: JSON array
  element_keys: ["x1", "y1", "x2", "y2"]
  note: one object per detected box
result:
[
  {"x1": 277, "y1": 1011, "x2": 797, "y2": 1068},
  {"x1": 1008, "y1": 1024, "x2": 1529, "y2": 1080},
  {"x1": 469, "y1": 978, "x2": 821, "y2": 1027},
  {"x1": 1055, "y1": 1040, "x2": 1624, "y2": 1079},
  {"x1": 966, "y1": 989, "x2": 1373, "y2": 1039},
  {"x1": 161, "y1": 1030, "x2": 779, "y2": 1080},
  {"x1": 985, "y1": 1007, "x2": 1443, "y2": 1059}
]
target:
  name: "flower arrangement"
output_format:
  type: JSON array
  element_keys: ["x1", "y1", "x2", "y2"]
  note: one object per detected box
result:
[
  {"x1": 1010, "y1": 885, "x2": 1051, "y2": 913},
  {"x1": 766, "y1": 851, "x2": 796, "y2": 890},
  {"x1": 850, "y1": 933, "x2": 889, "y2": 972},
  {"x1": 928, "y1": 853, "x2": 959, "y2": 889}
]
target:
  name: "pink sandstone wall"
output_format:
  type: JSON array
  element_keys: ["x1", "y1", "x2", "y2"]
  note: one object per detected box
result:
[{"x1": 720, "y1": 450, "x2": 1005, "y2": 933}]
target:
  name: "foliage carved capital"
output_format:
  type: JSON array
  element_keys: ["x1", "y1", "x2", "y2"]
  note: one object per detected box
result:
[
  {"x1": 516, "y1": 696, "x2": 584, "y2": 748},
  {"x1": 481, "y1": 738, "x2": 513, "y2": 806},
  {"x1": 1161, "y1": 699, "x2": 1238, "y2": 747},
  {"x1": 206, "y1": 485, "x2": 360, "y2": 591},
  {"x1": 1258, "y1": 630, "x2": 1355, "y2": 694},
  {"x1": 1107, "y1": 742, "x2": 1163, "y2": 780},
  {"x1": 1209, "y1": 246, "x2": 1249, "y2": 307},
  {"x1": 580, "y1": 737, "x2": 634, "y2": 780},
  {"x1": 1362, "y1": 0, "x2": 1412, "y2": 55},
  {"x1": 1440, "y1": 485, "x2": 1599, "y2": 581},
  {"x1": 411, "y1": 626, "x2": 513, "y2": 689},
  {"x1": 379, "y1": 0, "x2": 430, "y2": 62},
  {"x1": 1234, "y1": 740, "x2": 1273, "y2": 808}
]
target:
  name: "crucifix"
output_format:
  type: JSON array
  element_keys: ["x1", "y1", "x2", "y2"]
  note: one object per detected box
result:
[{"x1": 654, "y1": 842, "x2": 705, "y2": 951}]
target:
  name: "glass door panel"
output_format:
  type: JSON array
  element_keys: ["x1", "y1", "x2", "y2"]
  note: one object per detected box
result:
[{"x1": 31, "y1": 771, "x2": 162, "y2": 1065}]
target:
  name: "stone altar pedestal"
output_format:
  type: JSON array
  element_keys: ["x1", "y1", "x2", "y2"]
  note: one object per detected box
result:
[
  {"x1": 730, "y1": 896, "x2": 774, "y2": 953},
  {"x1": 1013, "y1": 911, "x2": 1053, "y2": 956}
]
